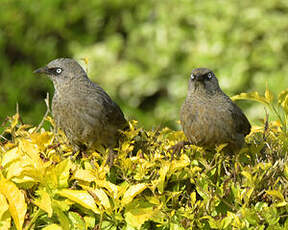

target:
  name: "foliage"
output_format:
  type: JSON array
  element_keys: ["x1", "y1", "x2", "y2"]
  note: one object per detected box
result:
[
  {"x1": 1, "y1": 0, "x2": 288, "y2": 128},
  {"x1": 0, "y1": 87, "x2": 288, "y2": 229}
]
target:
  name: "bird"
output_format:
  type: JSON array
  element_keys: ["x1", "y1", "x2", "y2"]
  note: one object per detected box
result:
[
  {"x1": 34, "y1": 58, "x2": 128, "y2": 165},
  {"x1": 173, "y1": 68, "x2": 251, "y2": 156}
]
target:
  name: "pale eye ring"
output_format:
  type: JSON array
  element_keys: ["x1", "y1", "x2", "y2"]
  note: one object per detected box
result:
[
  {"x1": 190, "y1": 73, "x2": 195, "y2": 80},
  {"x1": 208, "y1": 73, "x2": 212, "y2": 79},
  {"x1": 56, "y1": 68, "x2": 62, "y2": 74}
]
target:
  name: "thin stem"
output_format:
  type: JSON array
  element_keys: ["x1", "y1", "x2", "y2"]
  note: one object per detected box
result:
[{"x1": 34, "y1": 93, "x2": 50, "y2": 133}]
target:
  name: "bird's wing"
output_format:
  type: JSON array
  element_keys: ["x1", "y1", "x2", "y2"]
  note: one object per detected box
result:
[
  {"x1": 230, "y1": 103, "x2": 251, "y2": 136},
  {"x1": 76, "y1": 83, "x2": 128, "y2": 130}
]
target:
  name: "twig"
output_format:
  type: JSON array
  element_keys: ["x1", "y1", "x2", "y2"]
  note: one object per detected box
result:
[
  {"x1": 263, "y1": 108, "x2": 269, "y2": 141},
  {"x1": 34, "y1": 93, "x2": 50, "y2": 133},
  {"x1": 16, "y1": 102, "x2": 24, "y2": 124}
]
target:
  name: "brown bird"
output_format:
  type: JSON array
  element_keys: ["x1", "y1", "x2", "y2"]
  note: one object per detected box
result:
[
  {"x1": 174, "y1": 68, "x2": 250, "y2": 155},
  {"x1": 34, "y1": 58, "x2": 128, "y2": 164}
]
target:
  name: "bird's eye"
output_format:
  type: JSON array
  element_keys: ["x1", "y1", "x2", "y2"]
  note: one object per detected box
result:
[
  {"x1": 207, "y1": 73, "x2": 213, "y2": 79},
  {"x1": 190, "y1": 73, "x2": 195, "y2": 80},
  {"x1": 56, "y1": 68, "x2": 62, "y2": 74}
]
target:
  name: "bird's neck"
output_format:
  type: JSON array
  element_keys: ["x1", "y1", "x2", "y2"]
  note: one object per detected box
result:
[
  {"x1": 52, "y1": 74, "x2": 89, "y2": 94},
  {"x1": 187, "y1": 88, "x2": 226, "y2": 103}
]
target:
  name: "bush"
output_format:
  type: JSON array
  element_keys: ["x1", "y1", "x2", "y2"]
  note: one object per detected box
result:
[
  {"x1": 0, "y1": 87, "x2": 288, "y2": 229},
  {"x1": 1, "y1": 0, "x2": 288, "y2": 128}
]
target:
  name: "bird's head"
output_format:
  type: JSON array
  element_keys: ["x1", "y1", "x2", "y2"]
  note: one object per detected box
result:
[
  {"x1": 188, "y1": 68, "x2": 221, "y2": 95},
  {"x1": 34, "y1": 58, "x2": 87, "y2": 88}
]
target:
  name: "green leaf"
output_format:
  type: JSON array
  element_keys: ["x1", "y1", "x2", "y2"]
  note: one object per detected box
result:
[{"x1": 53, "y1": 207, "x2": 70, "y2": 230}]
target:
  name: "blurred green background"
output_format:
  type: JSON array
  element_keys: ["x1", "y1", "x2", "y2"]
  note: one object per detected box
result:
[{"x1": 1, "y1": 0, "x2": 288, "y2": 130}]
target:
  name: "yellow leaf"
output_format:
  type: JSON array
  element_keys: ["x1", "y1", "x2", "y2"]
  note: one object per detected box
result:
[
  {"x1": 18, "y1": 139, "x2": 43, "y2": 170},
  {"x1": 215, "y1": 144, "x2": 228, "y2": 153},
  {"x1": 266, "y1": 190, "x2": 285, "y2": 202},
  {"x1": 94, "y1": 180, "x2": 119, "y2": 199},
  {"x1": 241, "y1": 171, "x2": 253, "y2": 185},
  {"x1": 0, "y1": 192, "x2": 11, "y2": 230},
  {"x1": 30, "y1": 132, "x2": 54, "y2": 151},
  {"x1": 0, "y1": 176, "x2": 27, "y2": 230},
  {"x1": 284, "y1": 165, "x2": 288, "y2": 180},
  {"x1": 231, "y1": 91, "x2": 269, "y2": 105},
  {"x1": 221, "y1": 212, "x2": 235, "y2": 229},
  {"x1": 4, "y1": 141, "x2": 45, "y2": 184},
  {"x1": 90, "y1": 189, "x2": 111, "y2": 210},
  {"x1": 281, "y1": 94, "x2": 288, "y2": 114},
  {"x1": 1, "y1": 147, "x2": 19, "y2": 168},
  {"x1": 201, "y1": 216, "x2": 218, "y2": 228},
  {"x1": 57, "y1": 189, "x2": 99, "y2": 214},
  {"x1": 0, "y1": 193, "x2": 9, "y2": 219},
  {"x1": 46, "y1": 159, "x2": 72, "y2": 188},
  {"x1": 9, "y1": 114, "x2": 20, "y2": 131},
  {"x1": 33, "y1": 189, "x2": 53, "y2": 217},
  {"x1": 190, "y1": 192, "x2": 196, "y2": 206},
  {"x1": 6, "y1": 161, "x2": 26, "y2": 180},
  {"x1": 42, "y1": 224, "x2": 63, "y2": 230},
  {"x1": 73, "y1": 169, "x2": 97, "y2": 182},
  {"x1": 170, "y1": 154, "x2": 190, "y2": 174},
  {"x1": 122, "y1": 183, "x2": 147, "y2": 206},
  {"x1": 278, "y1": 89, "x2": 288, "y2": 104},
  {"x1": 157, "y1": 162, "x2": 170, "y2": 194},
  {"x1": 124, "y1": 198, "x2": 154, "y2": 229},
  {"x1": 265, "y1": 83, "x2": 274, "y2": 103},
  {"x1": 243, "y1": 188, "x2": 254, "y2": 204}
]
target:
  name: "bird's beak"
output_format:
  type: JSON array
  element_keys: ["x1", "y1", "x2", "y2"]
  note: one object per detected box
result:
[
  {"x1": 195, "y1": 75, "x2": 204, "y2": 81},
  {"x1": 33, "y1": 66, "x2": 50, "y2": 75}
]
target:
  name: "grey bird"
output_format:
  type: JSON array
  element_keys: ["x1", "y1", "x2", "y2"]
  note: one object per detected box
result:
[
  {"x1": 34, "y1": 58, "x2": 128, "y2": 164},
  {"x1": 173, "y1": 68, "x2": 251, "y2": 155}
]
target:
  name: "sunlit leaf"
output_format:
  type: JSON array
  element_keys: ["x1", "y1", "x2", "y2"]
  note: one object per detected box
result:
[
  {"x1": 57, "y1": 189, "x2": 99, "y2": 214},
  {"x1": 1, "y1": 147, "x2": 19, "y2": 168},
  {"x1": 94, "y1": 180, "x2": 119, "y2": 199},
  {"x1": 157, "y1": 162, "x2": 170, "y2": 194},
  {"x1": 0, "y1": 192, "x2": 11, "y2": 230},
  {"x1": 122, "y1": 184, "x2": 147, "y2": 206},
  {"x1": 73, "y1": 169, "x2": 97, "y2": 182},
  {"x1": 124, "y1": 198, "x2": 154, "y2": 229},
  {"x1": 0, "y1": 176, "x2": 27, "y2": 230},
  {"x1": 232, "y1": 92, "x2": 269, "y2": 105},
  {"x1": 53, "y1": 207, "x2": 70, "y2": 230},
  {"x1": 278, "y1": 89, "x2": 288, "y2": 105},
  {"x1": 68, "y1": 212, "x2": 86, "y2": 230},
  {"x1": 265, "y1": 83, "x2": 274, "y2": 103},
  {"x1": 46, "y1": 159, "x2": 72, "y2": 188},
  {"x1": 266, "y1": 190, "x2": 285, "y2": 202},
  {"x1": 90, "y1": 188, "x2": 111, "y2": 210},
  {"x1": 33, "y1": 188, "x2": 53, "y2": 217},
  {"x1": 42, "y1": 224, "x2": 63, "y2": 230}
]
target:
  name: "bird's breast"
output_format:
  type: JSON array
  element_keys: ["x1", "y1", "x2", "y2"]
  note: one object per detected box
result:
[{"x1": 180, "y1": 95, "x2": 235, "y2": 147}]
